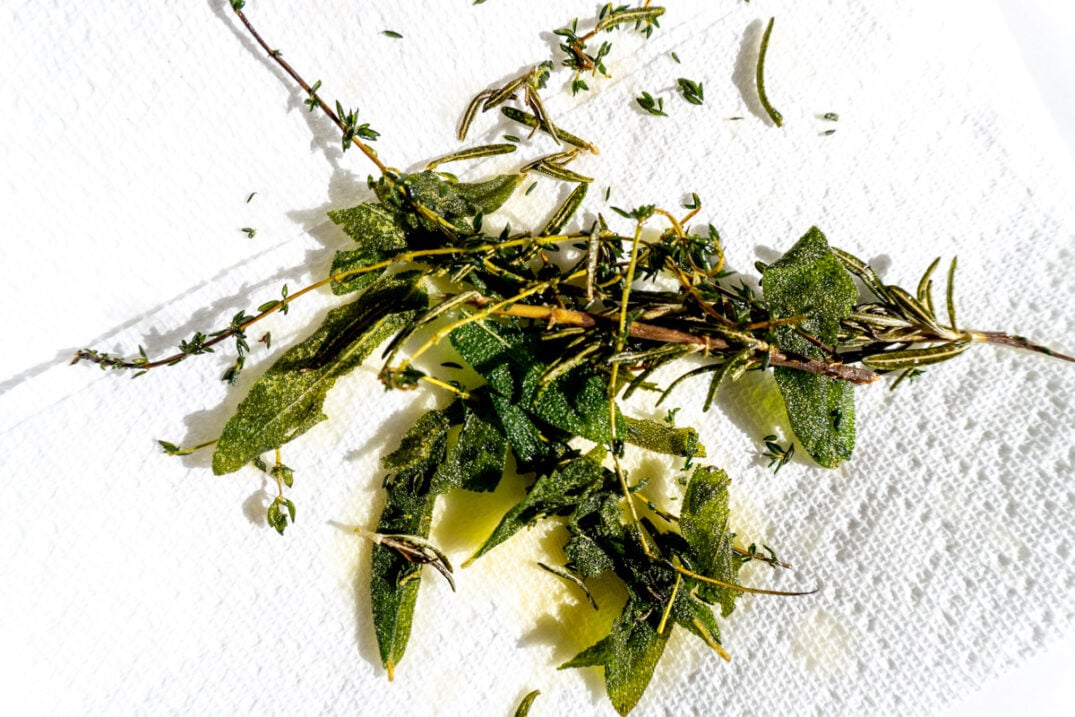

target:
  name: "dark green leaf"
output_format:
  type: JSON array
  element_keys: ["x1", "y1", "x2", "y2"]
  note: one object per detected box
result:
[
  {"x1": 430, "y1": 397, "x2": 508, "y2": 494},
  {"x1": 561, "y1": 595, "x2": 669, "y2": 716},
  {"x1": 469, "y1": 448, "x2": 607, "y2": 562},
  {"x1": 370, "y1": 484, "x2": 437, "y2": 677},
  {"x1": 370, "y1": 407, "x2": 454, "y2": 676},
  {"x1": 763, "y1": 227, "x2": 857, "y2": 467},
  {"x1": 450, "y1": 321, "x2": 623, "y2": 447},
  {"x1": 679, "y1": 466, "x2": 740, "y2": 616},
  {"x1": 212, "y1": 272, "x2": 427, "y2": 474}
]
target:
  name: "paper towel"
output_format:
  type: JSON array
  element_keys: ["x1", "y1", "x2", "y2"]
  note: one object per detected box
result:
[{"x1": 2, "y1": 1, "x2": 1073, "y2": 715}]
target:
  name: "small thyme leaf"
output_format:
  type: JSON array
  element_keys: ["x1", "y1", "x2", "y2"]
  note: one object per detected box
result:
[
  {"x1": 635, "y1": 91, "x2": 667, "y2": 116},
  {"x1": 676, "y1": 77, "x2": 704, "y2": 105},
  {"x1": 761, "y1": 434, "x2": 795, "y2": 473},
  {"x1": 382, "y1": 30, "x2": 403, "y2": 39},
  {"x1": 241, "y1": 227, "x2": 256, "y2": 238}
]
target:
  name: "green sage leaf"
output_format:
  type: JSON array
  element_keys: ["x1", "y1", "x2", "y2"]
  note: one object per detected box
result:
[
  {"x1": 430, "y1": 396, "x2": 508, "y2": 494},
  {"x1": 763, "y1": 227, "x2": 857, "y2": 467},
  {"x1": 469, "y1": 448, "x2": 606, "y2": 562},
  {"x1": 561, "y1": 595, "x2": 668, "y2": 716},
  {"x1": 450, "y1": 320, "x2": 623, "y2": 448},
  {"x1": 679, "y1": 466, "x2": 740, "y2": 616},
  {"x1": 212, "y1": 272, "x2": 427, "y2": 474},
  {"x1": 370, "y1": 407, "x2": 453, "y2": 676},
  {"x1": 327, "y1": 202, "x2": 408, "y2": 251},
  {"x1": 370, "y1": 488, "x2": 437, "y2": 678},
  {"x1": 328, "y1": 248, "x2": 387, "y2": 295},
  {"x1": 403, "y1": 171, "x2": 520, "y2": 220},
  {"x1": 622, "y1": 416, "x2": 704, "y2": 458}
]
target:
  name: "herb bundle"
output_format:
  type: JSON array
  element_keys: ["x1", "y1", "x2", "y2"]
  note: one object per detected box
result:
[{"x1": 71, "y1": 3, "x2": 1074, "y2": 715}]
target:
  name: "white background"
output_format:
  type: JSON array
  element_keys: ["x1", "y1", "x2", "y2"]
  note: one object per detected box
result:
[
  {"x1": 949, "y1": 2, "x2": 1075, "y2": 715},
  {"x1": 2, "y1": 2, "x2": 1074, "y2": 715}
]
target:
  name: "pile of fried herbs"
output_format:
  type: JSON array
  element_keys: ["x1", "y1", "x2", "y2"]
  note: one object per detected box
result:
[{"x1": 73, "y1": 3, "x2": 1073, "y2": 715}]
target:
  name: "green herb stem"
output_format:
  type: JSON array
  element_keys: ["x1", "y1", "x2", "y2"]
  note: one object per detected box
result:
[{"x1": 757, "y1": 17, "x2": 783, "y2": 127}]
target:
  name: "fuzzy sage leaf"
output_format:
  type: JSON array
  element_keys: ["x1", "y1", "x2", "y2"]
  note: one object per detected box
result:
[
  {"x1": 212, "y1": 272, "x2": 427, "y2": 474},
  {"x1": 763, "y1": 227, "x2": 857, "y2": 467}
]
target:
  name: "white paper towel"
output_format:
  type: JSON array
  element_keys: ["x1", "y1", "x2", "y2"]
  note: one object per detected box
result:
[{"x1": 2, "y1": 2, "x2": 1074, "y2": 715}]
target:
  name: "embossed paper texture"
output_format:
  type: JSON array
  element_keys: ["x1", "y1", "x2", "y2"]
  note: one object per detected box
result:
[{"x1": 2, "y1": 1, "x2": 1073, "y2": 715}]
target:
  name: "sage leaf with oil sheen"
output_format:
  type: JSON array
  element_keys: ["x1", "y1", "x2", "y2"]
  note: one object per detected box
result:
[
  {"x1": 469, "y1": 448, "x2": 606, "y2": 562},
  {"x1": 371, "y1": 408, "x2": 451, "y2": 676},
  {"x1": 403, "y1": 171, "x2": 520, "y2": 220},
  {"x1": 212, "y1": 271, "x2": 427, "y2": 474},
  {"x1": 449, "y1": 320, "x2": 624, "y2": 447},
  {"x1": 429, "y1": 395, "x2": 508, "y2": 494},
  {"x1": 680, "y1": 466, "x2": 741, "y2": 616},
  {"x1": 622, "y1": 416, "x2": 704, "y2": 458},
  {"x1": 326, "y1": 202, "x2": 409, "y2": 294},
  {"x1": 762, "y1": 227, "x2": 857, "y2": 467},
  {"x1": 561, "y1": 595, "x2": 669, "y2": 716}
]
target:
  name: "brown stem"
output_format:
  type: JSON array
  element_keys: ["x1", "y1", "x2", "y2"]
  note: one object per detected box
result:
[
  {"x1": 487, "y1": 301, "x2": 878, "y2": 384},
  {"x1": 971, "y1": 330, "x2": 1075, "y2": 363}
]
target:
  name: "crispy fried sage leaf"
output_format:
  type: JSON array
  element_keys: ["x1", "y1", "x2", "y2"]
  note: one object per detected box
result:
[
  {"x1": 327, "y1": 202, "x2": 408, "y2": 250},
  {"x1": 561, "y1": 595, "x2": 669, "y2": 716},
  {"x1": 327, "y1": 202, "x2": 410, "y2": 295},
  {"x1": 622, "y1": 416, "x2": 704, "y2": 458},
  {"x1": 371, "y1": 407, "x2": 452, "y2": 677},
  {"x1": 561, "y1": 465, "x2": 744, "y2": 714},
  {"x1": 469, "y1": 448, "x2": 607, "y2": 562},
  {"x1": 450, "y1": 320, "x2": 623, "y2": 450},
  {"x1": 762, "y1": 227, "x2": 857, "y2": 467},
  {"x1": 404, "y1": 171, "x2": 520, "y2": 220},
  {"x1": 212, "y1": 271, "x2": 427, "y2": 474},
  {"x1": 680, "y1": 466, "x2": 741, "y2": 616},
  {"x1": 430, "y1": 395, "x2": 508, "y2": 494}
]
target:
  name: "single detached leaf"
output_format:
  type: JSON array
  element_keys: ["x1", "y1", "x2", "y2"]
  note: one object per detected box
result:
[
  {"x1": 561, "y1": 596, "x2": 669, "y2": 716},
  {"x1": 370, "y1": 486, "x2": 438, "y2": 676},
  {"x1": 212, "y1": 272, "x2": 427, "y2": 474},
  {"x1": 679, "y1": 466, "x2": 740, "y2": 616},
  {"x1": 763, "y1": 227, "x2": 857, "y2": 467}
]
